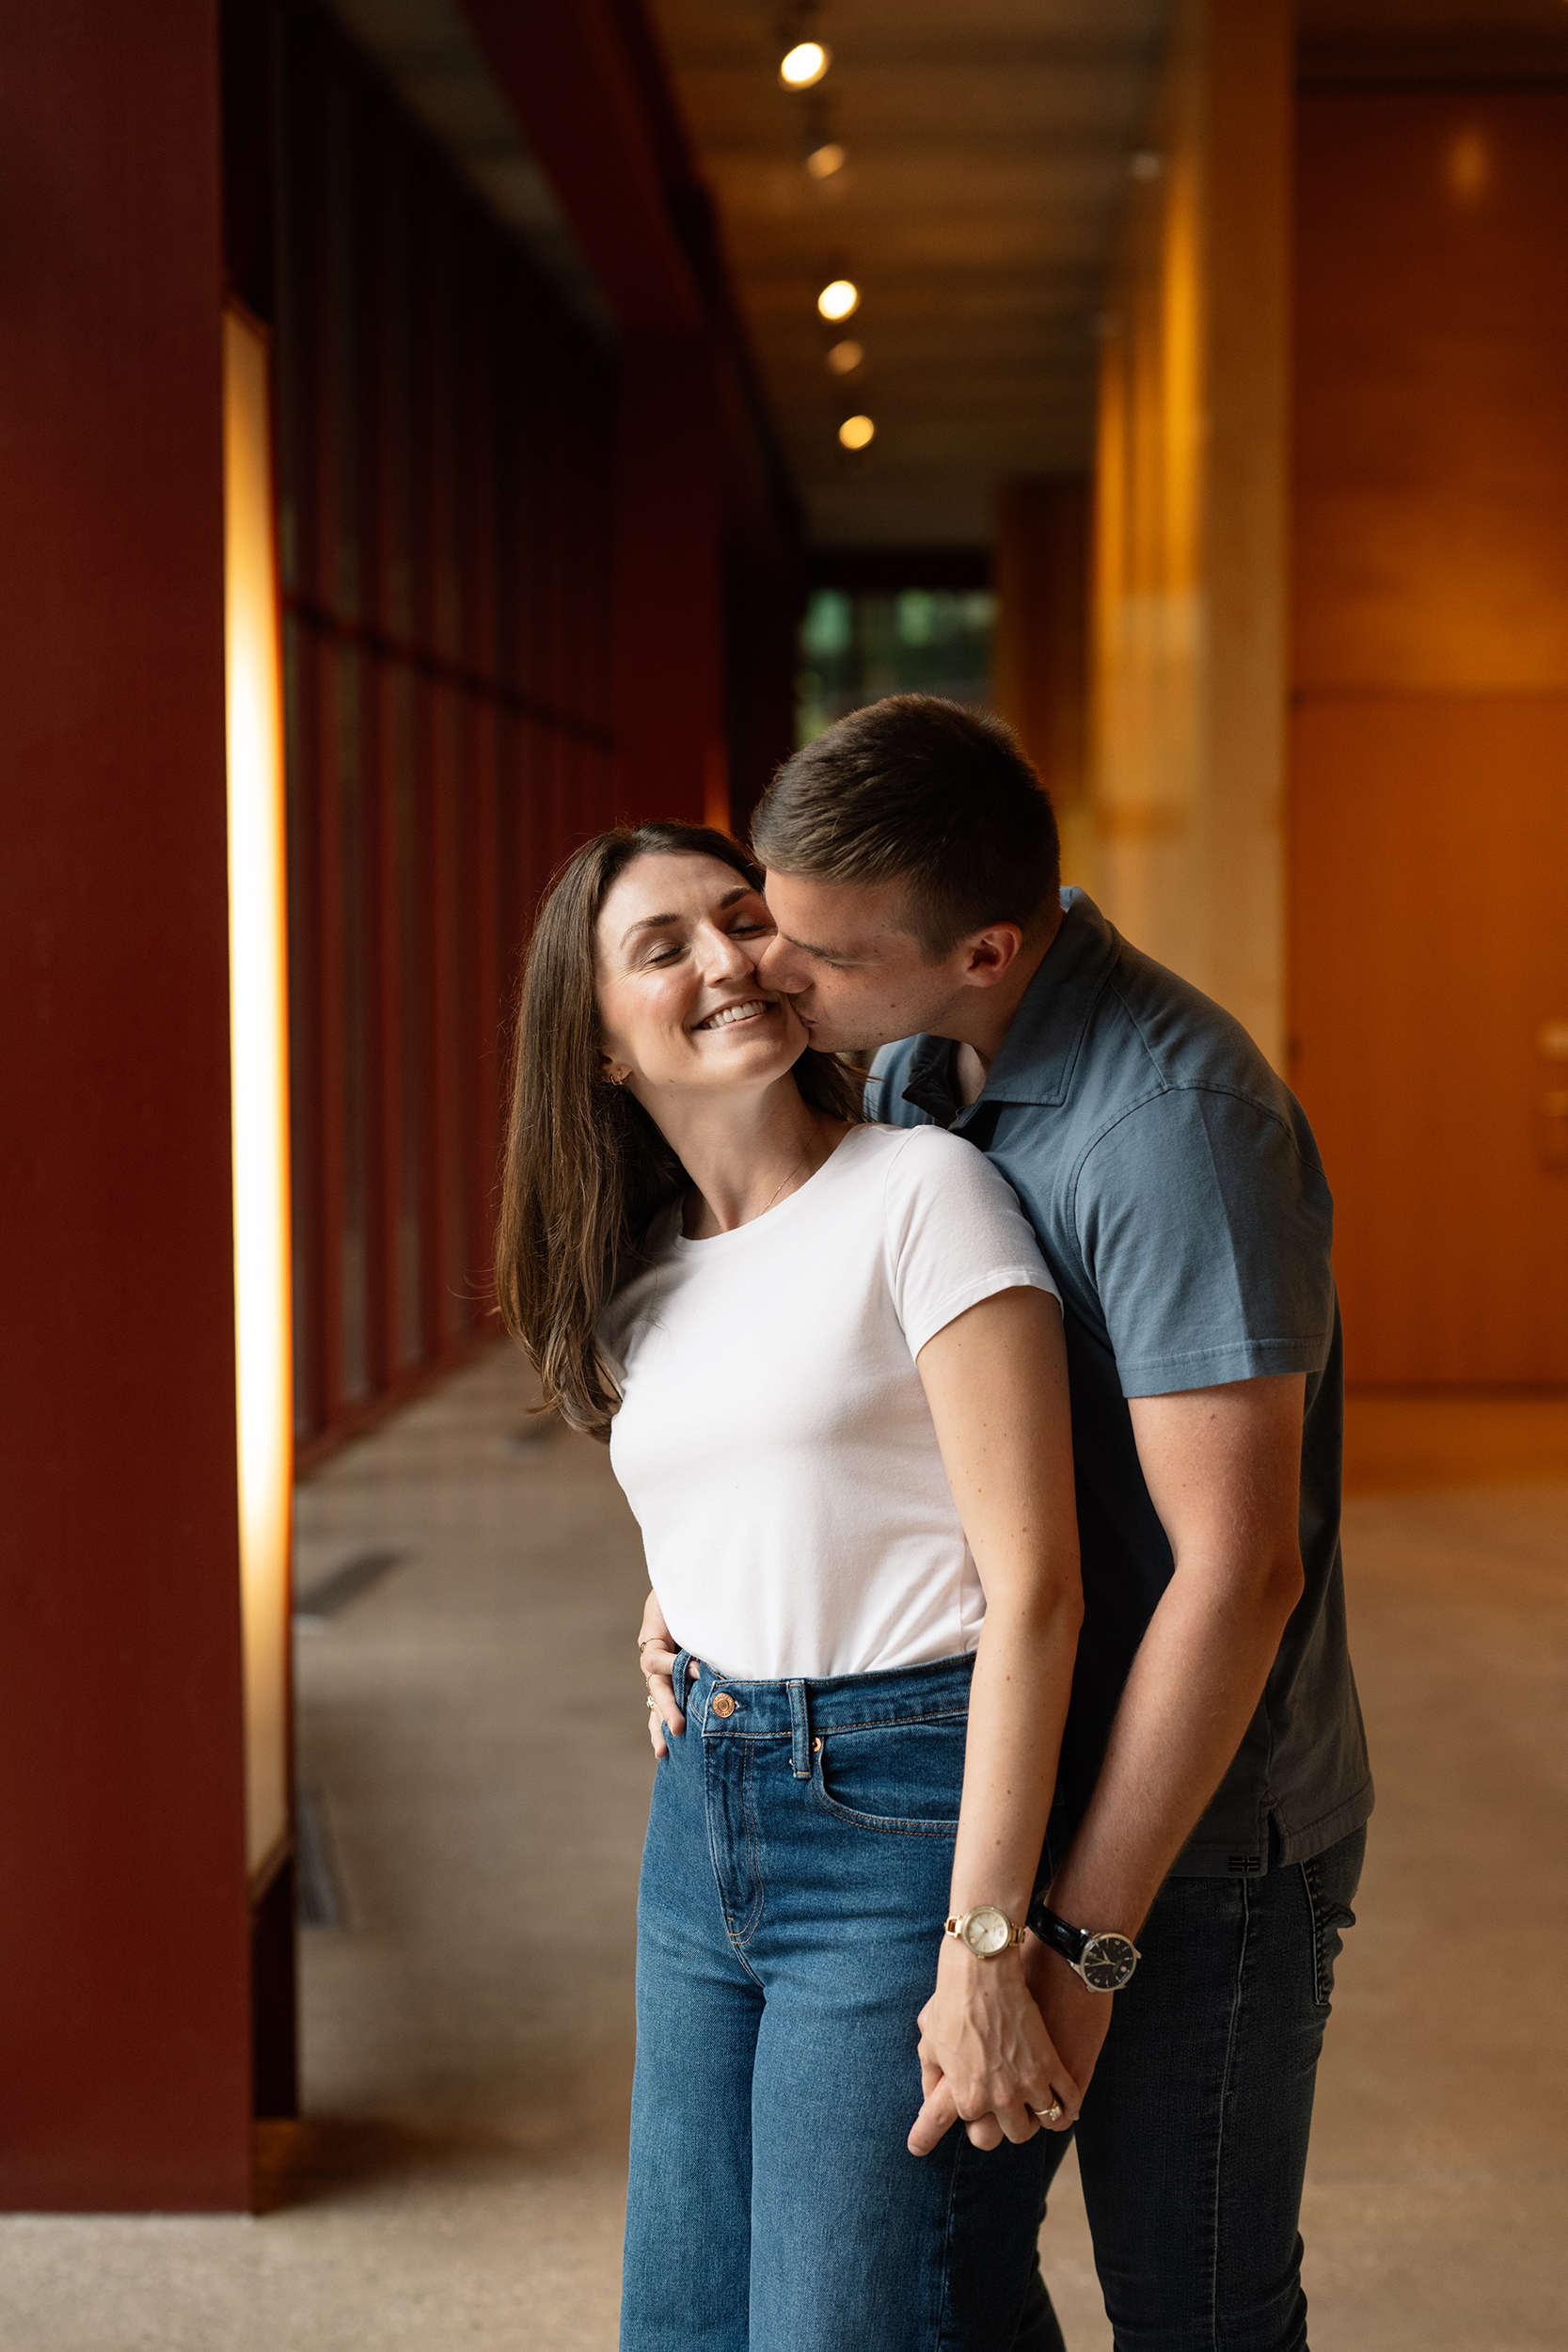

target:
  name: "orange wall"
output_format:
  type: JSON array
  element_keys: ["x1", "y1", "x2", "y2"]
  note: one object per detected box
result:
[
  {"x1": 1292, "y1": 96, "x2": 1568, "y2": 701},
  {"x1": 1090, "y1": 0, "x2": 1293, "y2": 1064},
  {"x1": 992, "y1": 478, "x2": 1090, "y2": 878},
  {"x1": 1290, "y1": 89, "x2": 1568, "y2": 1383}
]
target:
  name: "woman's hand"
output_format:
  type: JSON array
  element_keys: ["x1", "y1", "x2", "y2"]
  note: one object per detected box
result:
[
  {"x1": 638, "y1": 1589, "x2": 697, "y2": 1757},
  {"x1": 908, "y1": 1941, "x2": 1081, "y2": 2155}
]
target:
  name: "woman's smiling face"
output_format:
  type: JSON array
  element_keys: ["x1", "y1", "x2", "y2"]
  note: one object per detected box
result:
[{"x1": 595, "y1": 851, "x2": 809, "y2": 1100}]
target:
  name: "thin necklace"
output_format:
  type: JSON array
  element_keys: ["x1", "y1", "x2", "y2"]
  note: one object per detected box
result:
[{"x1": 755, "y1": 1138, "x2": 814, "y2": 1220}]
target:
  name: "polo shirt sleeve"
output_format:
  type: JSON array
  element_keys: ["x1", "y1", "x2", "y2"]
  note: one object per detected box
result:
[
  {"x1": 865, "y1": 1039, "x2": 920, "y2": 1125},
  {"x1": 884, "y1": 1125, "x2": 1060, "y2": 1359},
  {"x1": 1073, "y1": 1087, "x2": 1336, "y2": 1398}
]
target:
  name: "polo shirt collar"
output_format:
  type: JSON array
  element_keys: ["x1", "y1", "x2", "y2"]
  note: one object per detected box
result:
[{"x1": 901, "y1": 888, "x2": 1119, "y2": 1126}]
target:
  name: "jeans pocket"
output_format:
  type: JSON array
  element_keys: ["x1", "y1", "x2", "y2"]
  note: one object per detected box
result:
[
  {"x1": 810, "y1": 1716, "x2": 965, "y2": 1837},
  {"x1": 1302, "y1": 1823, "x2": 1367, "y2": 2011}
]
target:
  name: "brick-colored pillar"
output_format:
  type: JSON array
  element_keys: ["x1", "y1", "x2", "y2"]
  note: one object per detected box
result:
[{"x1": 0, "y1": 0, "x2": 252, "y2": 2209}]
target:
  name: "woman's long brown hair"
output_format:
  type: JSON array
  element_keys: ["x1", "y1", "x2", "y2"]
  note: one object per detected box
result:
[{"x1": 495, "y1": 823, "x2": 863, "y2": 1439}]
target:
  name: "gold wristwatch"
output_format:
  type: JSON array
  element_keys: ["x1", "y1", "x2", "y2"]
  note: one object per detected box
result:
[{"x1": 943, "y1": 1903, "x2": 1026, "y2": 1959}]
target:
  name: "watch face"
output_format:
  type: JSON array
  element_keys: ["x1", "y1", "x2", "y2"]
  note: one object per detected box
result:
[
  {"x1": 1080, "y1": 1932, "x2": 1139, "y2": 1991},
  {"x1": 962, "y1": 1904, "x2": 1012, "y2": 1958}
]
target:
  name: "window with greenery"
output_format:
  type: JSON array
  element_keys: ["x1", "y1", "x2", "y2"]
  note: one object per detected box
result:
[{"x1": 796, "y1": 588, "x2": 997, "y2": 745}]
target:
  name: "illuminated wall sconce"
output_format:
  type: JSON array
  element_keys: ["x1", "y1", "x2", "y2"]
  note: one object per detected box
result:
[
  {"x1": 805, "y1": 141, "x2": 846, "y2": 180},
  {"x1": 818, "y1": 277, "x2": 860, "y2": 322},
  {"x1": 826, "y1": 338, "x2": 863, "y2": 375},
  {"x1": 781, "y1": 40, "x2": 831, "y2": 88},
  {"x1": 222, "y1": 304, "x2": 294, "y2": 1894},
  {"x1": 838, "y1": 413, "x2": 875, "y2": 451}
]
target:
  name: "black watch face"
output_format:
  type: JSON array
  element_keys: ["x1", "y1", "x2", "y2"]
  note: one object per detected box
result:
[{"x1": 1081, "y1": 1933, "x2": 1138, "y2": 1991}]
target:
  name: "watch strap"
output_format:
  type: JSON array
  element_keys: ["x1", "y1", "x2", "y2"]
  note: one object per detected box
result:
[
  {"x1": 1027, "y1": 1899, "x2": 1142, "y2": 1990},
  {"x1": 1025, "y1": 1898, "x2": 1089, "y2": 1968}
]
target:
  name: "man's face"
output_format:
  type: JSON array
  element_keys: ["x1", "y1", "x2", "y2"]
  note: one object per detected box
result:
[{"x1": 754, "y1": 871, "x2": 967, "y2": 1055}]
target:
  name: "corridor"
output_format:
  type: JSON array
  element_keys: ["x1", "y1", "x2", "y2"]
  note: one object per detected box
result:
[{"x1": 1, "y1": 1349, "x2": 1561, "y2": 2351}]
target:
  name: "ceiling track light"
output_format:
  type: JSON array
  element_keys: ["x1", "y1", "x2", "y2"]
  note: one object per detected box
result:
[
  {"x1": 825, "y1": 338, "x2": 863, "y2": 375},
  {"x1": 838, "y1": 414, "x2": 874, "y2": 451},
  {"x1": 780, "y1": 40, "x2": 831, "y2": 88},
  {"x1": 817, "y1": 278, "x2": 859, "y2": 323},
  {"x1": 805, "y1": 141, "x2": 845, "y2": 180}
]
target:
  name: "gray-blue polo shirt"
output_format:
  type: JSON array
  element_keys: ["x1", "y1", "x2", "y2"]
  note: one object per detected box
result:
[{"x1": 868, "y1": 888, "x2": 1372, "y2": 1876}]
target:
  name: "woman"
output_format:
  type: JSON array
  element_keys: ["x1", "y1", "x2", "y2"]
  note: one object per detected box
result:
[{"x1": 496, "y1": 822, "x2": 1083, "y2": 2352}]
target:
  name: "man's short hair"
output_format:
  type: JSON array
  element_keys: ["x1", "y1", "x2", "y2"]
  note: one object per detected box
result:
[{"x1": 751, "y1": 694, "x2": 1060, "y2": 961}]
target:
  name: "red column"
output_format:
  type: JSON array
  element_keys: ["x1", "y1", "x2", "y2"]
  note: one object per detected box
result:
[{"x1": 0, "y1": 2, "x2": 251, "y2": 2208}]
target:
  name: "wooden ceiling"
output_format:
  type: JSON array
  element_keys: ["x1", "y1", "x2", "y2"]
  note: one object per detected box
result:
[
  {"x1": 643, "y1": 0, "x2": 1175, "y2": 549},
  {"x1": 1298, "y1": 0, "x2": 1568, "y2": 75},
  {"x1": 345, "y1": 0, "x2": 1568, "y2": 559}
]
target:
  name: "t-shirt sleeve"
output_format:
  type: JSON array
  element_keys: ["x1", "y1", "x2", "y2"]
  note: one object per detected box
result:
[
  {"x1": 1074, "y1": 1088, "x2": 1336, "y2": 1397},
  {"x1": 882, "y1": 1125, "x2": 1060, "y2": 1359}
]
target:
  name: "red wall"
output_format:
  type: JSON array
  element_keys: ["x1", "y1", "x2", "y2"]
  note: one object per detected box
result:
[
  {"x1": 464, "y1": 0, "x2": 802, "y2": 830},
  {"x1": 614, "y1": 340, "x2": 724, "y2": 825},
  {"x1": 0, "y1": 0, "x2": 800, "y2": 2213},
  {"x1": 274, "y1": 9, "x2": 622, "y2": 1457},
  {"x1": 0, "y1": 2, "x2": 251, "y2": 2207}
]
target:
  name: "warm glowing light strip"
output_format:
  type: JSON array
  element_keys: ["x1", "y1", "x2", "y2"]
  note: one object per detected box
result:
[{"x1": 222, "y1": 307, "x2": 294, "y2": 1886}]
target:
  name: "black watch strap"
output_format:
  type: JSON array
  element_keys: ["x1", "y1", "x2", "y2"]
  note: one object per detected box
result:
[
  {"x1": 1026, "y1": 1898, "x2": 1142, "y2": 1990},
  {"x1": 1026, "y1": 1899, "x2": 1089, "y2": 1967}
]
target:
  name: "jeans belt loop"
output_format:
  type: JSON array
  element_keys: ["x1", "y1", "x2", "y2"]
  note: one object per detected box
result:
[{"x1": 787, "y1": 1679, "x2": 811, "y2": 1779}]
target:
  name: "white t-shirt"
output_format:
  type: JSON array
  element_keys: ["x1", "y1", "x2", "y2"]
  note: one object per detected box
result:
[{"x1": 599, "y1": 1121, "x2": 1059, "y2": 1680}]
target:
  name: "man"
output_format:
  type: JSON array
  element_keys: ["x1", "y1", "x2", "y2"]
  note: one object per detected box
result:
[{"x1": 641, "y1": 695, "x2": 1370, "y2": 2351}]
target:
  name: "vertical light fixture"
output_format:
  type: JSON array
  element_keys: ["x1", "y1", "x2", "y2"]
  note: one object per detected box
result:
[{"x1": 222, "y1": 304, "x2": 293, "y2": 1887}]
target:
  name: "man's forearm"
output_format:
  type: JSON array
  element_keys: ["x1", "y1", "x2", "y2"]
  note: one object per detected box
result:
[{"x1": 1045, "y1": 1546, "x2": 1302, "y2": 1937}]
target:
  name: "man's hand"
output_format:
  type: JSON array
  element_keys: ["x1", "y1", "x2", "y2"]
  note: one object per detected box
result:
[
  {"x1": 637, "y1": 1590, "x2": 696, "y2": 1757},
  {"x1": 1022, "y1": 1935, "x2": 1114, "y2": 2104}
]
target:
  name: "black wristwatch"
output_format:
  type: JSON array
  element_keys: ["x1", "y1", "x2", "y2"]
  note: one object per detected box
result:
[{"x1": 1027, "y1": 1899, "x2": 1141, "y2": 1992}]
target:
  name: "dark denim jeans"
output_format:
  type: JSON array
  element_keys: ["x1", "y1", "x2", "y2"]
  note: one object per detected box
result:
[
  {"x1": 621, "y1": 1651, "x2": 1049, "y2": 2352},
  {"x1": 1017, "y1": 1824, "x2": 1367, "y2": 2352}
]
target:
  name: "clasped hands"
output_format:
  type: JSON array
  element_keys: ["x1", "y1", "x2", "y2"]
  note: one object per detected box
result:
[
  {"x1": 909, "y1": 1937, "x2": 1084, "y2": 2155},
  {"x1": 638, "y1": 1595, "x2": 1107, "y2": 2154}
]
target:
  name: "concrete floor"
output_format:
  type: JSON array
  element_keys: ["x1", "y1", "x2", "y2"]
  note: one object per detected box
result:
[{"x1": 1, "y1": 1346, "x2": 1563, "y2": 2349}]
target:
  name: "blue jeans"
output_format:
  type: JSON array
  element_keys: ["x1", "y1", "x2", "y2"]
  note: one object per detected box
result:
[
  {"x1": 1017, "y1": 1824, "x2": 1367, "y2": 2352},
  {"x1": 621, "y1": 1651, "x2": 1049, "y2": 2352}
]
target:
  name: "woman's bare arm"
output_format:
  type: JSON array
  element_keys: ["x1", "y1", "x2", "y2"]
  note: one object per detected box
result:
[{"x1": 908, "y1": 1283, "x2": 1085, "y2": 2154}]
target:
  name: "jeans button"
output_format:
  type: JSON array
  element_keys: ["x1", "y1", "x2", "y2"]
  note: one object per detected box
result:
[{"x1": 710, "y1": 1692, "x2": 736, "y2": 1719}]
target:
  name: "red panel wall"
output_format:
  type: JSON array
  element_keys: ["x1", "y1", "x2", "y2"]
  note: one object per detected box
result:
[
  {"x1": 0, "y1": 2, "x2": 251, "y2": 2208},
  {"x1": 614, "y1": 339, "x2": 724, "y2": 826},
  {"x1": 0, "y1": 0, "x2": 799, "y2": 2211},
  {"x1": 275, "y1": 11, "x2": 620, "y2": 1458}
]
